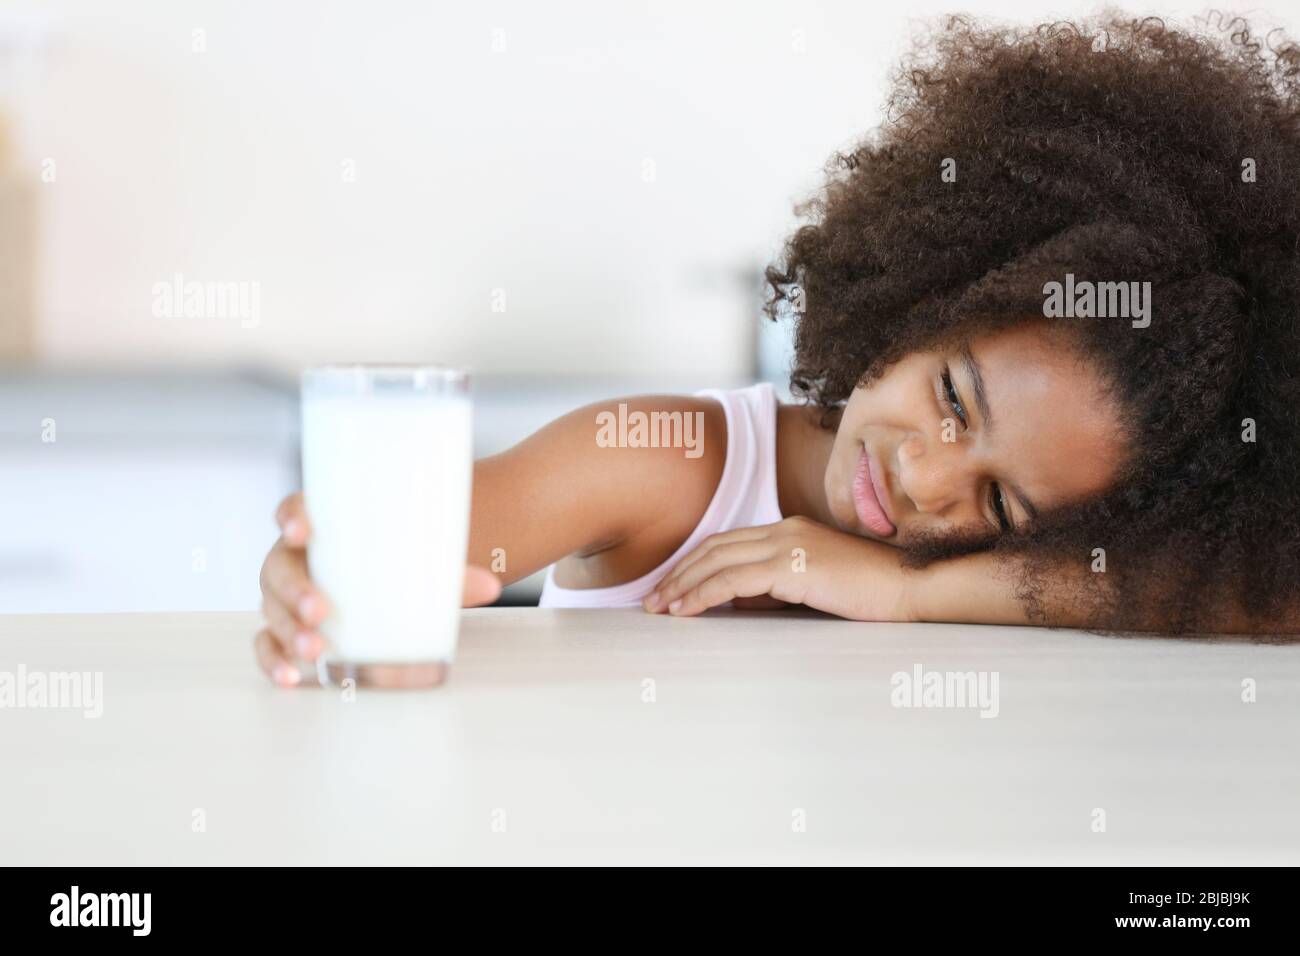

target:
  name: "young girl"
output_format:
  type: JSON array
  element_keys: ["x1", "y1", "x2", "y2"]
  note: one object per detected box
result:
[{"x1": 257, "y1": 14, "x2": 1300, "y2": 684}]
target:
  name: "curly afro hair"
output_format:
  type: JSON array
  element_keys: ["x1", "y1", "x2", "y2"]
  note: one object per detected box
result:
[{"x1": 765, "y1": 12, "x2": 1300, "y2": 635}]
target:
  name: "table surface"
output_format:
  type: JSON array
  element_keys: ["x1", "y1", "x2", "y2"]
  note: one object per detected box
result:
[{"x1": 2, "y1": 608, "x2": 1297, "y2": 865}]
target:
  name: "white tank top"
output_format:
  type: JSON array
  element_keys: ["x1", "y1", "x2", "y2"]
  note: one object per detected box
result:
[{"x1": 539, "y1": 383, "x2": 783, "y2": 608}]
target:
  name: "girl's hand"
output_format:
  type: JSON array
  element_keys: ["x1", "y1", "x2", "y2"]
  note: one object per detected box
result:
[
  {"x1": 254, "y1": 492, "x2": 501, "y2": 687},
  {"x1": 642, "y1": 516, "x2": 914, "y2": 622}
]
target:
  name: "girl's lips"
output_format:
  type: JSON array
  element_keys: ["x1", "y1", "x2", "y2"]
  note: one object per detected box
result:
[{"x1": 853, "y1": 446, "x2": 897, "y2": 537}]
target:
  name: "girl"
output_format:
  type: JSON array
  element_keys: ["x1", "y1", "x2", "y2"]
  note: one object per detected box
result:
[{"x1": 257, "y1": 14, "x2": 1300, "y2": 684}]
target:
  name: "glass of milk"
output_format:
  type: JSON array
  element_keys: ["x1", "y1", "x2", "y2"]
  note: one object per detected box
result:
[{"x1": 301, "y1": 366, "x2": 472, "y2": 689}]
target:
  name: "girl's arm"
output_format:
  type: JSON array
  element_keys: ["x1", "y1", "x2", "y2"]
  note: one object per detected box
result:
[
  {"x1": 642, "y1": 520, "x2": 1080, "y2": 626},
  {"x1": 256, "y1": 395, "x2": 727, "y2": 684},
  {"x1": 647, "y1": 519, "x2": 1288, "y2": 634},
  {"x1": 917, "y1": 551, "x2": 1300, "y2": 634},
  {"x1": 905, "y1": 551, "x2": 1080, "y2": 627},
  {"x1": 467, "y1": 395, "x2": 726, "y2": 585}
]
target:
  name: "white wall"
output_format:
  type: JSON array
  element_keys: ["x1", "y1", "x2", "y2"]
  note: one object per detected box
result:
[
  {"x1": 4, "y1": 0, "x2": 1293, "y2": 614},
  {"x1": 3, "y1": 0, "x2": 1240, "y2": 379}
]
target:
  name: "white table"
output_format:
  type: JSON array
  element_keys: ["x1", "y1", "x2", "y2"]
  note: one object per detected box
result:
[{"x1": 2, "y1": 609, "x2": 1297, "y2": 865}]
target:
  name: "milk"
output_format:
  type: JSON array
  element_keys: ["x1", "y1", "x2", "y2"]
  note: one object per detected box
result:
[{"x1": 301, "y1": 371, "x2": 471, "y2": 668}]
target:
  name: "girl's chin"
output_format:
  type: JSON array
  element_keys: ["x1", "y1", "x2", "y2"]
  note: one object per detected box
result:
[
  {"x1": 827, "y1": 492, "x2": 873, "y2": 539},
  {"x1": 848, "y1": 523, "x2": 887, "y2": 543},
  {"x1": 845, "y1": 520, "x2": 901, "y2": 546},
  {"x1": 825, "y1": 483, "x2": 856, "y2": 532},
  {"x1": 827, "y1": 488, "x2": 898, "y2": 545}
]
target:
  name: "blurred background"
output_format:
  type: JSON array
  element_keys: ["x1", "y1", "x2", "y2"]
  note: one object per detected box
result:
[{"x1": 0, "y1": 0, "x2": 1262, "y2": 611}]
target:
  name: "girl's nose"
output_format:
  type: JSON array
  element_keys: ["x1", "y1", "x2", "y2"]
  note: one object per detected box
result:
[{"x1": 897, "y1": 432, "x2": 972, "y2": 516}]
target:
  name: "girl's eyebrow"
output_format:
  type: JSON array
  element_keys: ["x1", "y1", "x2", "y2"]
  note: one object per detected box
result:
[{"x1": 960, "y1": 345, "x2": 1039, "y2": 523}]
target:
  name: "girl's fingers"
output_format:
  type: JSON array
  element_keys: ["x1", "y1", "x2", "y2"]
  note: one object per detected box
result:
[
  {"x1": 669, "y1": 562, "x2": 784, "y2": 617},
  {"x1": 259, "y1": 539, "x2": 329, "y2": 626},
  {"x1": 646, "y1": 541, "x2": 773, "y2": 612},
  {"x1": 260, "y1": 593, "x2": 297, "y2": 649},
  {"x1": 674, "y1": 526, "x2": 772, "y2": 574},
  {"x1": 260, "y1": 595, "x2": 324, "y2": 661},
  {"x1": 275, "y1": 492, "x2": 311, "y2": 547},
  {"x1": 646, "y1": 526, "x2": 774, "y2": 609},
  {"x1": 463, "y1": 565, "x2": 502, "y2": 607},
  {"x1": 253, "y1": 628, "x2": 305, "y2": 687}
]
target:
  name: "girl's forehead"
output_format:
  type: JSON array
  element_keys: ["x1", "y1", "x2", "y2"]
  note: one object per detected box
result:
[{"x1": 970, "y1": 324, "x2": 1128, "y2": 505}]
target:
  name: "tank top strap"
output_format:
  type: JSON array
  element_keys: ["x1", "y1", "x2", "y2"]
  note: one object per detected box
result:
[{"x1": 539, "y1": 383, "x2": 783, "y2": 608}]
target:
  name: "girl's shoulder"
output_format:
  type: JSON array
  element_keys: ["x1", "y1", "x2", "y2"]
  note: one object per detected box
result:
[{"x1": 543, "y1": 392, "x2": 730, "y2": 589}]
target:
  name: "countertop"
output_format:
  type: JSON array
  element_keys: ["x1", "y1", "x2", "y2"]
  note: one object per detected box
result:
[{"x1": 1, "y1": 608, "x2": 1296, "y2": 865}]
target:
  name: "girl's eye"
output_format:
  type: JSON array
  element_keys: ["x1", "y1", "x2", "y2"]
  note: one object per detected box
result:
[
  {"x1": 990, "y1": 483, "x2": 1013, "y2": 532},
  {"x1": 941, "y1": 368, "x2": 967, "y2": 427}
]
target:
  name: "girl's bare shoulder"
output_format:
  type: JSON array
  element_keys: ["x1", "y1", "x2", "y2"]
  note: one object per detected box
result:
[
  {"x1": 491, "y1": 393, "x2": 725, "y2": 535},
  {"x1": 537, "y1": 394, "x2": 728, "y2": 587}
]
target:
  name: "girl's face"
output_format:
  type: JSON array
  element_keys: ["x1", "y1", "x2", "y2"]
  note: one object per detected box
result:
[{"x1": 825, "y1": 321, "x2": 1128, "y2": 545}]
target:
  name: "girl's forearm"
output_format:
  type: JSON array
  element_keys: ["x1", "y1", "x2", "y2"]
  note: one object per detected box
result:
[
  {"x1": 907, "y1": 552, "x2": 1087, "y2": 628},
  {"x1": 909, "y1": 552, "x2": 1285, "y2": 634}
]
